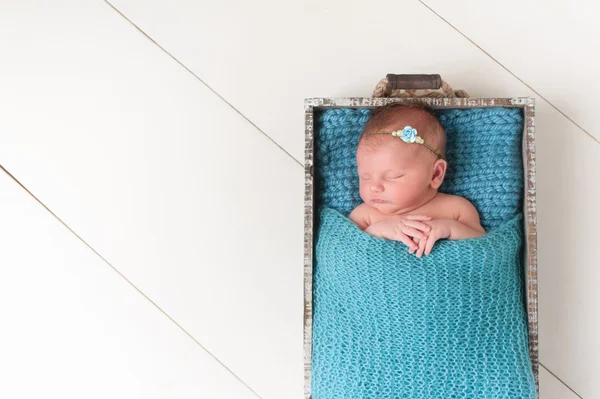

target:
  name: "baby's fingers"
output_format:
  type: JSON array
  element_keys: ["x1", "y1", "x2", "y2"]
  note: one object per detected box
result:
[
  {"x1": 416, "y1": 236, "x2": 426, "y2": 258},
  {"x1": 390, "y1": 231, "x2": 418, "y2": 252},
  {"x1": 401, "y1": 226, "x2": 429, "y2": 241},
  {"x1": 404, "y1": 220, "x2": 432, "y2": 233},
  {"x1": 424, "y1": 235, "x2": 438, "y2": 256},
  {"x1": 404, "y1": 215, "x2": 432, "y2": 221}
]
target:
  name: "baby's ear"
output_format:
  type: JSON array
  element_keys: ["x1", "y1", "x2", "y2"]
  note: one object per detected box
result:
[{"x1": 430, "y1": 159, "x2": 448, "y2": 189}]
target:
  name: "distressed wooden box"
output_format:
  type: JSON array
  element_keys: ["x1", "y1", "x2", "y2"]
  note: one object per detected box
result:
[{"x1": 303, "y1": 96, "x2": 538, "y2": 398}]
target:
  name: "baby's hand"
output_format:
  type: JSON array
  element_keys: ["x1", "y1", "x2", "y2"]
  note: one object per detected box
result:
[
  {"x1": 365, "y1": 215, "x2": 432, "y2": 253},
  {"x1": 412, "y1": 219, "x2": 452, "y2": 258}
]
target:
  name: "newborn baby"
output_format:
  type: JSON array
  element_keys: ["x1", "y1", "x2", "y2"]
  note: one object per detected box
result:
[{"x1": 349, "y1": 103, "x2": 485, "y2": 257}]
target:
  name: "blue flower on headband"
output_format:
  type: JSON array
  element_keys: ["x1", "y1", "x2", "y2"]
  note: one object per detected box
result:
[{"x1": 400, "y1": 126, "x2": 418, "y2": 143}]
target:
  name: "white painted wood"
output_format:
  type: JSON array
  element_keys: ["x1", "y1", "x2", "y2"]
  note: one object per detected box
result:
[
  {"x1": 540, "y1": 367, "x2": 580, "y2": 399},
  {"x1": 0, "y1": 171, "x2": 257, "y2": 399},
  {"x1": 421, "y1": 0, "x2": 600, "y2": 141},
  {"x1": 0, "y1": 2, "x2": 304, "y2": 398},
  {"x1": 536, "y1": 103, "x2": 600, "y2": 397}
]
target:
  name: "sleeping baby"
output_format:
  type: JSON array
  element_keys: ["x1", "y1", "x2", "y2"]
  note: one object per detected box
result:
[{"x1": 349, "y1": 103, "x2": 485, "y2": 257}]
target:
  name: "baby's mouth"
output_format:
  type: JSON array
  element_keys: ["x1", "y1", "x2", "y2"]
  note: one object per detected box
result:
[{"x1": 370, "y1": 198, "x2": 387, "y2": 204}]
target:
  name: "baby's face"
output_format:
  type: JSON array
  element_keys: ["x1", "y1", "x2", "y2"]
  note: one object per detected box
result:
[{"x1": 357, "y1": 140, "x2": 435, "y2": 215}]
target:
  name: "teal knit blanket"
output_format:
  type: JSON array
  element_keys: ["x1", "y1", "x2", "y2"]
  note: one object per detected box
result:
[
  {"x1": 312, "y1": 207, "x2": 536, "y2": 399},
  {"x1": 312, "y1": 107, "x2": 535, "y2": 398}
]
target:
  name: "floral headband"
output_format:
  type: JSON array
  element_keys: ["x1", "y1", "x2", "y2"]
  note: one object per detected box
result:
[{"x1": 369, "y1": 126, "x2": 444, "y2": 160}]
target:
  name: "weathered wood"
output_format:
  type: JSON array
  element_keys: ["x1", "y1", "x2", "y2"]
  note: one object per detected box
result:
[
  {"x1": 386, "y1": 73, "x2": 442, "y2": 90},
  {"x1": 303, "y1": 105, "x2": 315, "y2": 399},
  {"x1": 303, "y1": 97, "x2": 538, "y2": 399}
]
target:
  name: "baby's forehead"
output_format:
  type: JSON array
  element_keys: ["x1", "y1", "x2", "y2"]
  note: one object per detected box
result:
[
  {"x1": 358, "y1": 134, "x2": 413, "y2": 153},
  {"x1": 357, "y1": 141, "x2": 418, "y2": 164}
]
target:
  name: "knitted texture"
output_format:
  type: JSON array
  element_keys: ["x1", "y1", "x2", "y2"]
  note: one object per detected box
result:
[
  {"x1": 315, "y1": 107, "x2": 524, "y2": 230},
  {"x1": 312, "y1": 207, "x2": 536, "y2": 399}
]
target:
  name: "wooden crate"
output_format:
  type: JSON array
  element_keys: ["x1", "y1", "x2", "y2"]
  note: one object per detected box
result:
[{"x1": 303, "y1": 94, "x2": 537, "y2": 398}]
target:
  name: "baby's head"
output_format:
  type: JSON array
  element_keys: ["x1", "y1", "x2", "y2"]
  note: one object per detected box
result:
[{"x1": 357, "y1": 103, "x2": 448, "y2": 214}]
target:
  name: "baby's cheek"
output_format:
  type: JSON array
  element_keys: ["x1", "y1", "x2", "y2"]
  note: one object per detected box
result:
[
  {"x1": 358, "y1": 185, "x2": 368, "y2": 200},
  {"x1": 387, "y1": 184, "x2": 403, "y2": 198}
]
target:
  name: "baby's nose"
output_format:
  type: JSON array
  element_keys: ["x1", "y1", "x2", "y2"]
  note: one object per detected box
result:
[{"x1": 370, "y1": 182, "x2": 383, "y2": 193}]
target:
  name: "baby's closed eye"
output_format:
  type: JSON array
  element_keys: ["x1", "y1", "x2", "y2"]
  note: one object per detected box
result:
[{"x1": 386, "y1": 174, "x2": 405, "y2": 180}]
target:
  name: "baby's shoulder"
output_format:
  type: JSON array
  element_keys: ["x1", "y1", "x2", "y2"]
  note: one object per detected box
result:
[
  {"x1": 350, "y1": 203, "x2": 376, "y2": 218},
  {"x1": 434, "y1": 193, "x2": 484, "y2": 231},
  {"x1": 349, "y1": 203, "x2": 380, "y2": 229},
  {"x1": 436, "y1": 192, "x2": 473, "y2": 206},
  {"x1": 434, "y1": 193, "x2": 479, "y2": 217}
]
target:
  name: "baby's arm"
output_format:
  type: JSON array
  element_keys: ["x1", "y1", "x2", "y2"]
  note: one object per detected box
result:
[
  {"x1": 350, "y1": 204, "x2": 431, "y2": 252},
  {"x1": 415, "y1": 197, "x2": 485, "y2": 257},
  {"x1": 451, "y1": 198, "x2": 486, "y2": 239},
  {"x1": 349, "y1": 203, "x2": 372, "y2": 230}
]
